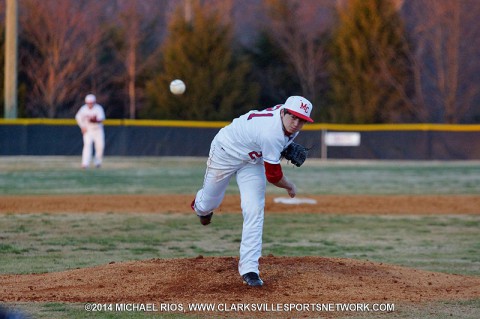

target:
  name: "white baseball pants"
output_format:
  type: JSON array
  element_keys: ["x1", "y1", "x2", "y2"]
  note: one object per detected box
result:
[
  {"x1": 194, "y1": 139, "x2": 266, "y2": 276},
  {"x1": 82, "y1": 127, "x2": 104, "y2": 167}
]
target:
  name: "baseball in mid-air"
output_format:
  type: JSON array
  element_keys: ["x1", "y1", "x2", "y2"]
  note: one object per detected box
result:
[{"x1": 170, "y1": 79, "x2": 186, "y2": 95}]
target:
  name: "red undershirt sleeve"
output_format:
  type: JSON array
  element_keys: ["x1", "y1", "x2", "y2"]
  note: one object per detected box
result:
[{"x1": 264, "y1": 162, "x2": 283, "y2": 183}]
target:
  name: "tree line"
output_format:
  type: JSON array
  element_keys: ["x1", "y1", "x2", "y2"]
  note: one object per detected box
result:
[{"x1": 1, "y1": 0, "x2": 479, "y2": 123}]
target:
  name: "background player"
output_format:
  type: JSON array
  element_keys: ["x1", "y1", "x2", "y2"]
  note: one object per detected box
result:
[
  {"x1": 191, "y1": 96, "x2": 314, "y2": 286},
  {"x1": 75, "y1": 94, "x2": 106, "y2": 169}
]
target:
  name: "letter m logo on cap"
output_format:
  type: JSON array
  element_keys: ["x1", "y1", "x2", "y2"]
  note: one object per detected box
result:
[{"x1": 300, "y1": 102, "x2": 309, "y2": 113}]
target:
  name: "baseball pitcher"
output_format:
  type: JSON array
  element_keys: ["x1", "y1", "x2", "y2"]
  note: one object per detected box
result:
[
  {"x1": 75, "y1": 94, "x2": 106, "y2": 168},
  {"x1": 191, "y1": 96, "x2": 313, "y2": 286}
]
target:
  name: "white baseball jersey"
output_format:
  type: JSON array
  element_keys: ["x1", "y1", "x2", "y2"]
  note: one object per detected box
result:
[
  {"x1": 75, "y1": 104, "x2": 106, "y2": 168},
  {"x1": 75, "y1": 104, "x2": 105, "y2": 129},
  {"x1": 194, "y1": 97, "x2": 312, "y2": 280},
  {"x1": 216, "y1": 105, "x2": 298, "y2": 164}
]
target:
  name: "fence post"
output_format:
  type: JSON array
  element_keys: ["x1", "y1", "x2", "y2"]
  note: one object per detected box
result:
[{"x1": 321, "y1": 129, "x2": 327, "y2": 160}]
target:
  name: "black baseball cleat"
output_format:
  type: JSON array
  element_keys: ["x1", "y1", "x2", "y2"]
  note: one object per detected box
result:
[
  {"x1": 242, "y1": 272, "x2": 264, "y2": 287},
  {"x1": 199, "y1": 212, "x2": 213, "y2": 226},
  {"x1": 191, "y1": 199, "x2": 213, "y2": 226}
]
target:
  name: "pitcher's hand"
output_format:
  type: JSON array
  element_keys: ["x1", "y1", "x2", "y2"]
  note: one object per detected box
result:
[{"x1": 287, "y1": 183, "x2": 297, "y2": 198}]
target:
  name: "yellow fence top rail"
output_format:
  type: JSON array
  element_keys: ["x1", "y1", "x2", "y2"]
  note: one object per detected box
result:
[{"x1": 1, "y1": 118, "x2": 479, "y2": 131}]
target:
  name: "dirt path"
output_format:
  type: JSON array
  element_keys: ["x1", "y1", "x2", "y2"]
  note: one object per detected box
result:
[{"x1": 1, "y1": 194, "x2": 479, "y2": 214}]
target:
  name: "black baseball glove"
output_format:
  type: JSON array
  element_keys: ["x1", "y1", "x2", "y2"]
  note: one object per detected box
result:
[{"x1": 281, "y1": 142, "x2": 309, "y2": 167}]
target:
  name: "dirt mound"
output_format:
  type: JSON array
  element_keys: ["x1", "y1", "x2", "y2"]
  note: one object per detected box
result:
[
  {"x1": 1, "y1": 194, "x2": 479, "y2": 317},
  {"x1": 1, "y1": 194, "x2": 479, "y2": 214},
  {"x1": 1, "y1": 256, "x2": 479, "y2": 317}
]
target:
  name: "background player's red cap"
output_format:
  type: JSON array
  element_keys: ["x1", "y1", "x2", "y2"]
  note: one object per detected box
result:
[{"x1": 283, "y1": 96, "x2": 314, "y2": 122}]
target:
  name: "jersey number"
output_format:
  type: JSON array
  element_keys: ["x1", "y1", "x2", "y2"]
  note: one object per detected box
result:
[
  {"x1": 246, "y1": 105, "x2": 282, "y2": 159},
  {"x1": 248, "y1": 151, "x2": 263, "y2": 159},
  {"x1": 246, "y1": 105, "x2": 281, "y2": 120}
]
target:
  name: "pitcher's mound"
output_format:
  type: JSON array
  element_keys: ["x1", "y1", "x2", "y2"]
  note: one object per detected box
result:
[{"x1": 1, "y1": 256, "x2": 479, "y2": 317}]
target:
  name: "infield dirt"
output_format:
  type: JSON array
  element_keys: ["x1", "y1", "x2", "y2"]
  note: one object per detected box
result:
[
  {"x1": 1, "y1": 194, "x2": 479, "y2": 215},
  {"x1": 1, "y1": 194, "x2": 479, "y2": 318}
]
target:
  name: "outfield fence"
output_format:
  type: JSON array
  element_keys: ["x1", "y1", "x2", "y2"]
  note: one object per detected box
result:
[{"x1": 1, "y1": 119, "x2": 480, "y2": 160}]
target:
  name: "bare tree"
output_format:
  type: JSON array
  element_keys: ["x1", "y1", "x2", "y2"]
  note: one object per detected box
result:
[
  {"x1": 263, "y1": 0, "x2": 334, "y2": 104},
  {"x1": 405, "y1": 0, "x2": 480, "y2": 123},
  {"x1": 19, "y1": 0, "x2": 106, "y2": 118},
  {"x1": 108, "y1": 0, "x2": 167, "y2": 119},
  {"x1": 0, "y1": 2, "x2": 5, "y2": 114}
]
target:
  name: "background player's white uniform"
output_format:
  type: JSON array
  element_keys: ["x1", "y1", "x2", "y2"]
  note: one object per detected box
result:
[
  {"x1": 193, "y1": 101, "x2": 307, "y2": 278},
  {"x1": 75, "y1": 97, "x2": 105, "y2": 168}
]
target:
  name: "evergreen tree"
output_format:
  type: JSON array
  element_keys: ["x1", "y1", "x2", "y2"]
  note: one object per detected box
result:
[
  {"x1": 327, "y1": 0, "x2": 411, "y2": 123},
  {"x1": 142, "y1": 1, "x2": 259, "y2": 120}
]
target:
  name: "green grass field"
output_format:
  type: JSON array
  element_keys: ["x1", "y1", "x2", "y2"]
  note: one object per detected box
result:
[
  {"x1": 1, "y1": 157, "x2": 479, "y2": 319},
  {"x1": 1, "y1": 156, "x2": 479, "y2": 195}
]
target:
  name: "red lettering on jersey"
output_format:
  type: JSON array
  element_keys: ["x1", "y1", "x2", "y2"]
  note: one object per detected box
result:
[
  {"x1": 248, "y1": 151, "x2": 263, "y2": 159},
  {"x1": 300, "y1": 102, "x2": 309, "y2": 113},
  {"x1": 247, "y1": 113, "x2": 274, "y2": 120},
  {"x1": 265, "y1": 105, "x2": 282, "y2": 111}
]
